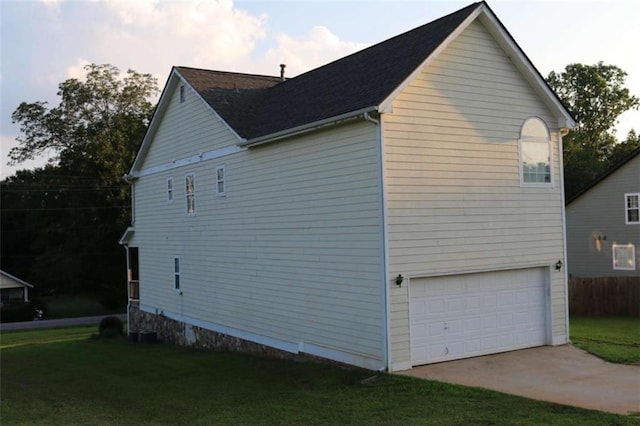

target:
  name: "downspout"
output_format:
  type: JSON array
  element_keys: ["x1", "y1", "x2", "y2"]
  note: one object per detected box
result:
[
  {"x1": 364, "y1": 112, "x2": 390, "y2": 372},
  {"x1": 122, "y1": 173, "x2": 134, "y2": 335},
  {"x1": 558, "y1": 127, "x2": 570, "y2": 344}
]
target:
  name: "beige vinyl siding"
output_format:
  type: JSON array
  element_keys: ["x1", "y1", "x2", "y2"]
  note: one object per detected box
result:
[
  {"x1": 141, "y1": 83, "x2": 238, "y2": 169},
  {"x1": 384, "y1": 20, "x2": 567, "y2": 368},
  {"x1": 133, "y1": 106, "x2": 384, "y2": 364},
  {"x1": 566, "y1": 156, "x2": 640, "y2": 277}
]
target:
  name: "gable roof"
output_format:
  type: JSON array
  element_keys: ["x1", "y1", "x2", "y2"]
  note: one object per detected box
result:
[
  {"x1": 566, "y1": 147, "x2": 640, "y2": 205},
  {"x1": 0, "y1": 270, "x2": 34, "y2": 289},
  {"x1": 129, "y1": 1, "x2": 574, "y2": 174}
]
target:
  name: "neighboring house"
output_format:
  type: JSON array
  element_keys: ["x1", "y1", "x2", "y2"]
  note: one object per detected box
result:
[
  {"x1": 0, "y1": 270, "x2": 33, "y2": 305},
  {"x1": 566, "y1": 148, "x2": 640, "y2": 277},
  {"x1": 120, "y1": 1, "x2": 575, "y2": 371}
]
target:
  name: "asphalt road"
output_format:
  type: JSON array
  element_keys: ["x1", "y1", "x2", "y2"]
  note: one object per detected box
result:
[{"x1": 0, "y1": 313, "x2": 127, "y2": 332}]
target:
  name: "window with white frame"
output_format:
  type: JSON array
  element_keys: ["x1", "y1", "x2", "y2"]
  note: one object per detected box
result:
[
  {"x1": 185, "y1": 173, "x2": 196, "y2": 215},
  {"x1": 167, "y1": 177, "x2": 174, "y2": 202},
  {"x1": 519, "y1": 117, "x2": 552, "y2": 186},
  {"x1": 173, "y1": 257, "x2": 181, "y2": 290},
  {"x1": 613, "y1": 244, "x2": 636, "y2": 270},
  {"x1": 626, "y1": 193, "x2": 639, "y2": 224},
  {"x1": 216, "y1": 165, "x2": 226, "y2": 196}
]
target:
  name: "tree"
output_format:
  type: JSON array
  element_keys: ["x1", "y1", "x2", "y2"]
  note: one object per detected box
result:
[
  {"x1": 546, "y1": 62, "x2": 639, "y2": 199},
  {"x1": 2, "y1": 64, "x2": 158, "y2": 302}
]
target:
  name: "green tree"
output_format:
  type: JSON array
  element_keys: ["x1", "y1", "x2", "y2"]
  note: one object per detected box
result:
[
  {"x1": 546, "y1": 62, "x2": 639, "y2": 199},
  {"x1": 3, "y1": 64, "x2": 158, "y2": 302}
]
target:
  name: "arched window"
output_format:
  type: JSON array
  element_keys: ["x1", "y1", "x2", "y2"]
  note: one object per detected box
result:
[{"x1": 519, "y1": 117, "x2": 552, "y2": 186}]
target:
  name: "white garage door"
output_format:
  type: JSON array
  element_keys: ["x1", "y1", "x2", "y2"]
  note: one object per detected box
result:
[{"x1": 410, "y1": 268, "x2": 547, "y2": 365}]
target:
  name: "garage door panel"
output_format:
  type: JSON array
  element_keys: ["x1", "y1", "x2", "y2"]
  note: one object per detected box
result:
[{"x1": 410, "y1": 268, "x2": 547, "y2": 365}]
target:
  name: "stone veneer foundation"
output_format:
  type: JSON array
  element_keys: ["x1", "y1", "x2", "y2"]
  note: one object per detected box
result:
[{"x1": 129, "y1": 305, "x2": 298, "y2": 361}]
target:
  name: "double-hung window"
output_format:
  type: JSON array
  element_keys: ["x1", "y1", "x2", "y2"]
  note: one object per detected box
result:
[
  {"x1": 173, "y1": 257, "x2": 181, "y2": 290},
  {"x1": 519, "y1": 117, "x2": 552, "y2": 186},
  {"x1": 626, "y1": 193, "x2": 639, "y2": 224},
  {"x1": 167, "y1": 177, "x2": 174, "y2": 202},
  {"x1": 216, "y1": 165, "x2": 226, "y2": 197},
  {"x1": 613, "y1": 244, "x2": 636, "y2": 271},
  {"x1": 185, "y1": 173, "x2": 196, "y2": 215}
]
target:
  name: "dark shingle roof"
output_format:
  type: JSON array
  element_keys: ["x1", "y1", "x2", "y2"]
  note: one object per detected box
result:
[{"x1": 177, "y1": 2, "x2": 481, "y2": 140}]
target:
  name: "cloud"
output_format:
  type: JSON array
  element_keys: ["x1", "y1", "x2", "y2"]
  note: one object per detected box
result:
[
  {"x1": 66, "y1": 58, "x2": 91, "y2": 80},
  {"x1": 259, "y1": 26, "x2": 369, "y2": 77}
]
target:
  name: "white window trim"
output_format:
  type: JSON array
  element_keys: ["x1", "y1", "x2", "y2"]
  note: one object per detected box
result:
[
  {"x1": 625, "y1": 193, "x2": 639, "y2": 225},
  {"x1": 612, "y1": 243, "x2": 636, "y2": 271},
  {"x1": 173, "y1": 256, "x2": 181, "y2": 290},
  {"x1": 518, "y1": 117, "x2": 553, "y2": 188},
  {"x1": 185, "y1": 172, "x2": 196, "y2": 216},
  {"x1": 215, "y1": 165, "x2": 226, "y2": 197},
  {"x1": 167, "y1": 177, "x2": 174, "y2": 203}
]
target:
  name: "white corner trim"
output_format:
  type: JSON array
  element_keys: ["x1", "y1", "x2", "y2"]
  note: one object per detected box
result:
[{"x1": 133, "y1": 145, "x2": 244, "y2": 178}]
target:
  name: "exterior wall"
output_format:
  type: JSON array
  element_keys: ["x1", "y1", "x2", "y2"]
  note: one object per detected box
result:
[
  {"x1": 566, "y1": 156, "x2": 640, "y2": 277},
  {"x1": 383, "y1": 20, "x2": 568, "y2": 370},
  {"x1": 141, "y1": 81, "x2": 238, "y2": 170},
  {"x1": 0, "y1": 273, "x2": 31, "y2": 302},
  {"x1": 130, "y1": 86, "x2": 385, "y2": 369}
]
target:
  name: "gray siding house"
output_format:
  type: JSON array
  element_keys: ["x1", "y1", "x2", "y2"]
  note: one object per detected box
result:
[
  {"x1": 121, "y1": 2, "x2": 575, "y2": 371},
  {"x1": 566, "y1": 149, "x2": 640, "y2": 277}
]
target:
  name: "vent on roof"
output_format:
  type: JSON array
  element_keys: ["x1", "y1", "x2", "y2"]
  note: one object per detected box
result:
[{"x1": 280, "y1": 64, "x2": 286, "y2": 81}]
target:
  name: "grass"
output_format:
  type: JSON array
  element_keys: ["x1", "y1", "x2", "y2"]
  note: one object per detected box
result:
[
  {"x1": 2, "y1": 327, "x2": 638, "y2": 425},
  {"x1": 41, "y1": 294, "x2": 124, "y2": 319},
  {"x1": 570, "y1": 316, "x2": 640, "y2": 364}
]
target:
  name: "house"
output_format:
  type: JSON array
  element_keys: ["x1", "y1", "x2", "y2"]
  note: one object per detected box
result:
[
  {"x1": 566, "y1": 148, "x2": 640, "y2": 277},
  {"x1": 0, "y1": 270, "x2": 33, "y2": 305},
  {"x1": 120, "y1": 1, "x2": 575, "y2": 371}
]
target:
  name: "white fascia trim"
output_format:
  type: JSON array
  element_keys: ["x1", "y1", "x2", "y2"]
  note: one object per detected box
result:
[
  {"x1": 139, "y1": 303, "x2": 385, "y2": 370},
  {"x1": 132, "y1": 145, "x2": 244, "y2": 179},
  {"x1": 119, "y1": 226, "x2": 135, "y2": 246},
  {"x1": 378, "y1": 5, "x2": 483, "y2": 114},
  {"x1": 239, "y1": 106, "x2": 378, "y2": 148},
  {"x1": 0, "y1": 270, "x2": 34, "y2": 289},
  {"x1": 477, "y1": 8, "x2": 575, "y2": 129},
  {"x1": 129, "y1": 69, "x2": 180, "y2": 175}
]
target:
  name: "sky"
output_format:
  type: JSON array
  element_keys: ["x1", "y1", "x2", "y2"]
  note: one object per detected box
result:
[{"x1": 1, "y1": 0, "x2": 638, "y2": 179}]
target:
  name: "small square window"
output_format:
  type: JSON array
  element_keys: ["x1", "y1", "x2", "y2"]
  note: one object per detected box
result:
[
  {"x1": 180, "y1": 85, "x2": 185, "y2": 103},
  {"x1": 167, "y1": 177, "x2": 174, "y2": 202},
  {"x1": 613, "y1": 244, "x2": 636, "y2": 270},
  {"x1": 626, "y1": 193, "x2": 639, "y2": 224},
  {"x1": 216, "y1": 165, "x2": 226, "y2": 197}
]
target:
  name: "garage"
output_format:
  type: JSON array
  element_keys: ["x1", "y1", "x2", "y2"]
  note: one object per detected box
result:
[{"x1": 410, "y1": 268, "x2": 548, "y2": 365}]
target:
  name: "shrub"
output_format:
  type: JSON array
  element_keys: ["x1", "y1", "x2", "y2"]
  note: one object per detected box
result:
[
  {"x1": 98, "y1": 316, "x2": 124, "y2": 338},
  {"x1": 0, "y1": 302, "x2": 36, "y2": 323}
]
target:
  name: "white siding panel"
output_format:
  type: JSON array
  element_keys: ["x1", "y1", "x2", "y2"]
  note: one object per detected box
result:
[
  {"x1": 385, "y1": 20, "x2": 567, "y2": 368},
  {"x1": 133, "y1": 118, "x2": 385, "y2": 366},
  {"x1": 141, "y1": 84, "x2": 238, "y2": 169}
]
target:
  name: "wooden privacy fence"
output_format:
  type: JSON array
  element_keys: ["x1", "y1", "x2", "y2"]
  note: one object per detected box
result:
[{"x1": 569, "y1": 276, "x2": 640, "y2": 317}]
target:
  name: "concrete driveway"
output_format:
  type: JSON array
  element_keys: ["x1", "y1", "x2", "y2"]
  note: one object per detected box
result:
[{"x1": 399, "y1": 345, "x2": 640, "y2": 415}]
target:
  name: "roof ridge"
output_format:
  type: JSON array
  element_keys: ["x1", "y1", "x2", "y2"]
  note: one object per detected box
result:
[{"x1": 175, "y1": 66, "x2": 281, "y2": 81}]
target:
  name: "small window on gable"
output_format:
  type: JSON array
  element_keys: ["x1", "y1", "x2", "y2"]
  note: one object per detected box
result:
[
  {"x1": 519, "y1": 117, "x2": 552, "y2": 186},
  {"x1": 626, "y1": 193, "x2": 639, "y2": 224},
  {"x1": 179, "y1": 85, "x2": 185, "y2": 103},
  {"x1": 167, "y1": 177, "x2": 174, "y2": 202},
  {"x1": 174, "y1": 257, "x2": 181, "y2": 290},
  {"x1": 185, "y1": 173, "x2": 196, "y2": 216},
  {"x1": 216, "y1": 165, "x2": 226, "y2": 197},
  {"x1": 613, "y1": 244, "x2": 636, "y2": 270}
]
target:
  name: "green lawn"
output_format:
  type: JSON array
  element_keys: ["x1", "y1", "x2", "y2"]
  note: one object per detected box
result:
[
  {"x1": 570, "y1": 316, "x2": 640, "y2": 364},
  {"x1": 2, "y1": 327, "x2": 638, "y2": 425}
]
